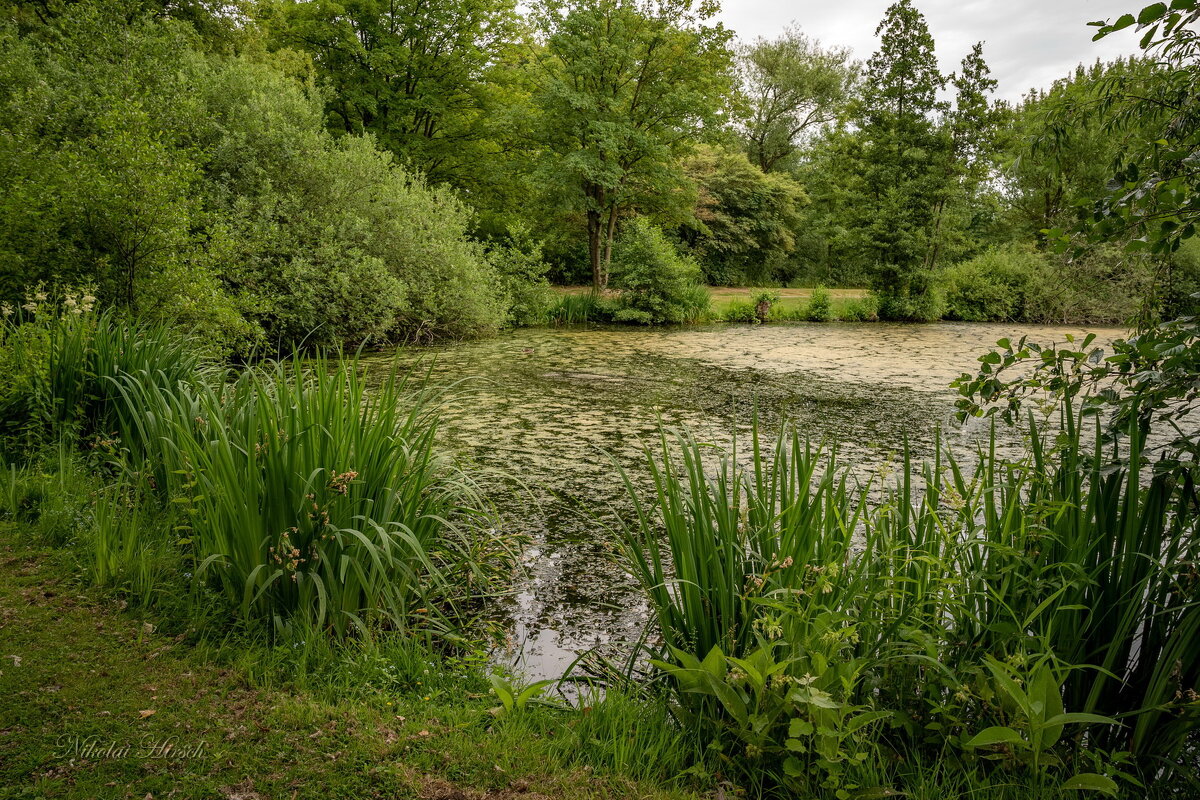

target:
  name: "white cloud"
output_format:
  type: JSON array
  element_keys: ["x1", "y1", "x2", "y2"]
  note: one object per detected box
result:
[{"x1": 716, "y1": 0, "x2": 1145, "y2": 101}]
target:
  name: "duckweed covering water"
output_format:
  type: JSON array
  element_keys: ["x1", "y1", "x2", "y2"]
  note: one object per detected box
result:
[{"x1": 368, "y1": 322, "x2": 1124, "y2": 678}]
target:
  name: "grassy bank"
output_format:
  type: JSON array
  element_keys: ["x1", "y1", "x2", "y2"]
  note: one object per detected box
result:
[
  {"x1": 0, "y1": 522, "x2": 698, "y2": 800},
  {"x1": 548, "y1": 286, "x2": 874, "y2": 325}
]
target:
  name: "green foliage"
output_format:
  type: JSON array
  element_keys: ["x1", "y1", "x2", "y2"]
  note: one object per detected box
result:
[
  {"x1": 487, "y1": 674, "x2": 559, "y2": 716},
  {"x1": 841, "y1": 1, "x2": 956, "y2": 315},
  {"x1": 547, "y1": 291, "x2": 604, "y2": 325},
  {"x1": 6, "y1": 311, "x2": 515, "y2": 641},
  {"x1": 531, "y1": 0, "x2": 733, "y2": 288},
  {"x1": 835, "y1": 296, "x2": 877, "y2": 322},
  {"x1": 1080, "y1": 1, "x2": 1200, "y2": 257},
  {"x1": 0, "y1": 297, "x2": 202, "y2": 455},
  {"x1": 488, "y1": 226, "x2": 556, "y2": 327},
  {"x1": 265, "y1": 0, "x2": 519, "y2": 188},
  {"x1": 873, "y1": 276, "x2": 945, "y2": 322},
  {"x1": 750, "y1": 290, "x2": 780, "y2": 323},
  {"x1": 609, "y1": 220, "x2": 709, "y2": 325},
  {"x1": 0, "y1": 1, "x2": 505, "y2": 351},
  {"x1": 680, "y1": 146, "x2": 808, "y2": 286},
  {"x1": 721, "y1": 299, "x2": 758, "y2": 324},
  {"x1": 1002, "y1": 58, "x2": 1159, "y2": 243},
  {"x1": 108, "y1": 358, "x2": 512, "y2": 639},
  {"x1": 618, "y1": 416, "x2": 1199, "y2": 794},
  {"x1": 735, "y1": 28, "x2": 858, "y2": 174},
  {"x1": 804, "y1": 287, "x2": 833, "y2": 322},
  {"x1": 939, "y1": 245, "x2": 1047, "y2": 321}
]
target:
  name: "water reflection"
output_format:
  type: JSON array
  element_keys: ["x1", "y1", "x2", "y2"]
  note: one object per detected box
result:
[{"x1": 366, "y1": 322, "x2": 1124, "y2": 680}]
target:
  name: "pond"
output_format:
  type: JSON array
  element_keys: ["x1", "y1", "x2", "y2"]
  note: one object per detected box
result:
[{"x1": 369, "y1": 322, "x2": 1124, "y2": 680}]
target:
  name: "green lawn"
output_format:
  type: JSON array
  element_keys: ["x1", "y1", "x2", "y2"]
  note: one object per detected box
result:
[
  {"x1": 553, "y1": 285, "x2": 871, "y2": 321},
  {"x1": 0, "y1": 524, "x2": 699, "y2": 800}
]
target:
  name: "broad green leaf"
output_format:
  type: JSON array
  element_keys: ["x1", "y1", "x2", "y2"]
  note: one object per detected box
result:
[
  {"x1": 1059, "y1": 773, "x2": 1119, "y2": 795},
  {"x1": 964, "y1": 726, "x2": 1024, "y2": 748}
]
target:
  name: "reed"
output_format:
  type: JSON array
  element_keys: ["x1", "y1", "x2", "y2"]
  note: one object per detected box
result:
[
  {"x1": 618, "y1": 415, "x2": 1200, "y2": 793},
  {"x1": 548, "y1": 291, "x2": 603, "y2": 324},
  {"x1": 107, "y1": 356, "x2": 511, "y2": 639}
]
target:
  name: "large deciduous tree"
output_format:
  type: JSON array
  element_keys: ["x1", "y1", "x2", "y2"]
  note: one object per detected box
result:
[
  {"x1": 531, "y1": 0, "x2": 731, "y2": 289},
  {"x1": 265, "y1": 0, "x2": 518, "y2": 185},
  {"x1": 735, "y1": 27, "x2": 857, "y2": 174}
]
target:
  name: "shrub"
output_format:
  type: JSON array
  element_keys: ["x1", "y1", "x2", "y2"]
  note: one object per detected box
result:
[
  {"x1": 940, "y1": 244, "x2": 1154, "y2": 324},
  {"x1": 721, "y1": 299, "x2": 758, "y2": 323},
  {"x1": 751, "y1": 289, "x2": 780, "y2": 323},
  {"x1": 0, "y1": 7, "x2": 507, "y2": 351},
  {"x1": 837, "y1": 296, "x2": 877, "y2": 321},
  {"x1": 609, "y1": 220, "x2": 709, "y2": 325},
  {"x1": 874, "y1": 274, "x2": 945, "y2": 322},
  {"x1": 939, "y1": 245, "x2": 1048, "y2": 322},
  {"x1": 488, "y1": 225, "x2": 555, "y2": 327},
  {"x1": 805, "y1": 286, "x2": 833, "y2": 322}
]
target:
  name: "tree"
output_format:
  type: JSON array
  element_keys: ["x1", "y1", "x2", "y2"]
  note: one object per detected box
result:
[
  {"x1": 843, "y1": 0, "x2": 951, "y2": 319},
  {"x1": 922, "y1": 41, "x2": 1002, "y2": 271},
  {"x1": 735, "y1": 28, "x2": 857, "y2": 174},
  {"x1": 265, "y1": 0, "x2": 518, "y2": 186},
  {"x1": 531, "y1": 0, "x2": 732, "y2": 289},
  {"x1": 1001, "y1": 58, "x2": 1156, "y2": 243},
  {"x1": 959, "y1": 2, "x2": 1200, "y2": 470},
  {"x1": 678, "y1": 145, "x2": 807, "y2": 285}
]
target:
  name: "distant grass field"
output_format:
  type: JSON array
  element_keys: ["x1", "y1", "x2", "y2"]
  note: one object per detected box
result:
[{"x1": 552, "y1": 286, "x2": 871, "y2": 320}]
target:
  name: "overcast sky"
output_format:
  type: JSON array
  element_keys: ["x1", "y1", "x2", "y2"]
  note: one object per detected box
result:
[{"x1": 716, "y1": 1, "x2": 1145, "y2": 102}]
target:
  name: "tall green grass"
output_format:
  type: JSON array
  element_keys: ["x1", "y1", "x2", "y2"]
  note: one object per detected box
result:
[
  {"x1": 106, "y1": 357, "x2": 513, "y2": 639},
  {"x1": 3, "y1": 310, "x2": 514, "y2": 643},
  {"x1": 617, "y1": 416, "x2": 1200, "y2": 795},
  {"x1": 548, "y1": 291, "x2": 604, "y2": 324}
]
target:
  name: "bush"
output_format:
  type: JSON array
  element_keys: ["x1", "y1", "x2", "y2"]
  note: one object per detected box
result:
[
  {"x1": 609, "y1": 220, "x2": 709, "y2": 325},
  {"x1": 805, "y1": 286, "x2": 833, "y2": 322},
  {"x1": 940, "y1": 244, "x2": 1154, "y2": 324},
  {"x1": 874, "y1": 275, "x2": 945, "y2": 322},
  {"x1": 939, "y1": 245, "x2": 1048, "y2": 322},
  {"x1": 0, "y1": 5, "x2": 507, "y2": 352},
  {"x1": 488, "y1": 225, "x2": 555, "y2": 327},
  {"x1": 751, "y1": 289, "x2": 780, "y2": 323},
  {"x1": 721, "y1": 299, "x2": 758, "y2": 324},
  {"x1": 837, "y1": 296, "x2": 877, "y2": 321}
]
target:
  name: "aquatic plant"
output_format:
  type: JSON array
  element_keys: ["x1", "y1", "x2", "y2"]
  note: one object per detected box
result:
[
  {"x1": 108, "y1": 357, "x2": 512, "y2": 639},
  {"x1": 617, "y1": 415, "x2": 1200, "y2": 795}
]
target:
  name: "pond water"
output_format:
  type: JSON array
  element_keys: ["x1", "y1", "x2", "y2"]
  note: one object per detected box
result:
[{"x1": 369, "y1": 322, "x2": 1124, "y2": 680}]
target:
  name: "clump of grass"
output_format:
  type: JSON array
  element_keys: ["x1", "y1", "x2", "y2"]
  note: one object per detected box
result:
[
  {"x1": 9, "y1": 310, "x2": 516, "y2": 644},
  {"x1": 109, "y1": 357, "x2": 514, "y2": 640},
  {"x1": 617, "y1": 415, "x2": 1200, "y2": 795},
  {"x1": 548, "y1": 291, "x2": 604, "y2": 324},
  {"x1": 721, "y1": 299, "x2": 758, "y2": 324}
]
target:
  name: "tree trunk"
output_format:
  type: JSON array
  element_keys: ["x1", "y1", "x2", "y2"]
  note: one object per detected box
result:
[
  {"x1": 925, "y1": 197, "x2": 947, "y2": 272},
  {"x1": 587, "y1": 208, "x2": 603, "y2": 290},
  {"x1": 601, "y1": 205, "x2": 619, "y2": 288}
]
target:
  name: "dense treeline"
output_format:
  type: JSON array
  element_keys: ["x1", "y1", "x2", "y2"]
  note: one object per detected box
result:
[{"x1": 1, "y1": 0, "x2": 1198, "y2": 349}]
